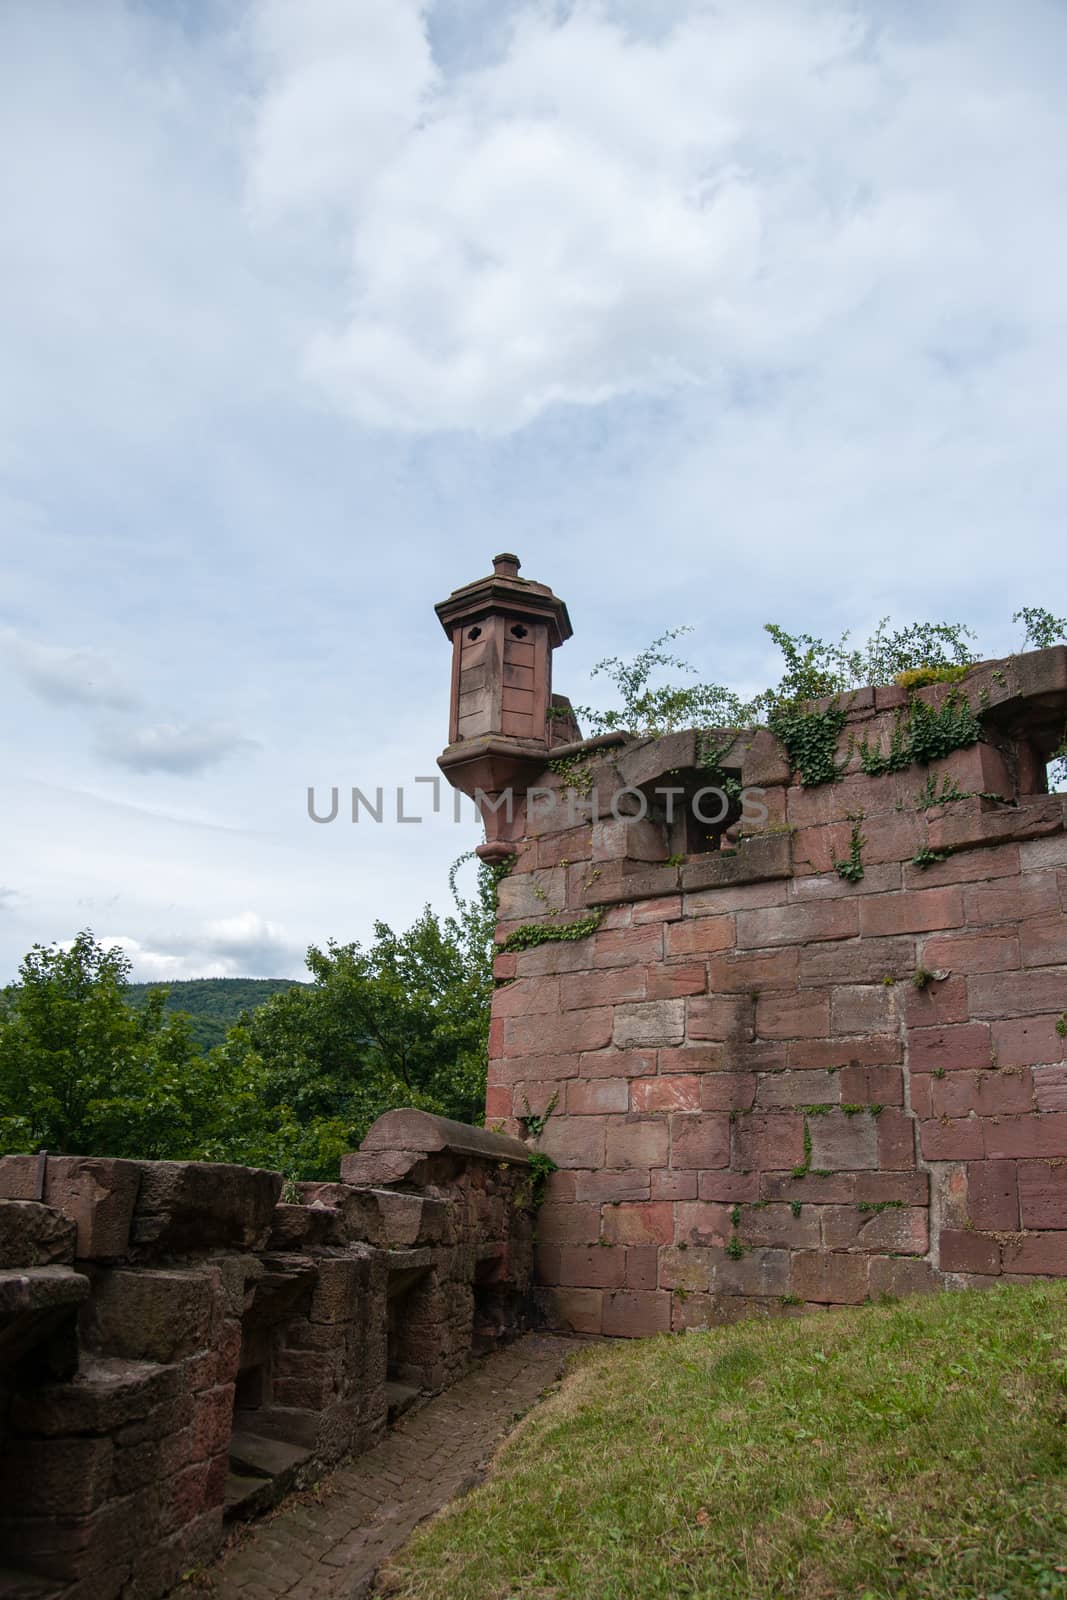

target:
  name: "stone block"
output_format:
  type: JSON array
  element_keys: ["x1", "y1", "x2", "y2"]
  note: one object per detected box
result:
[
  {"x1": 970, "y1": 967, "x2": 1067, "y2": 1021},
  {"x1": 573, "y1": 1170, "x2": 650, "y2": 1204},
  {"x1": 737, "y1": 901, "x2": 858, "y2": 948},
  {"x1": 732, "y1": 1113, "x2": 805, "y2": 1170},
  {"x1": 790, "y1": 1250, "x2": 869, "y2": 1304},
  {"x1": 658, "y1": 1246, "x2": 713, "y2": 1293},
  {"x1": 1001, "y1": 1232, "x2": 1067, "y2": 1274},
  {"x1": 82, "y1": 1267, "x2": 216, "y2": 1363},
  {"x1": 700, "y1": 1073, "x2": 757, "y2": 1112},
  {"x1": 698, "y1": 1170, "x2": 761, "y2": 1203},
  {"x1": 10, "y1": 1157, "x2": 140, "y2": 1262},
  {"x1": 601, "y1": 1288, "x2": 671, "y2": 1338},
  {"x1": 1018, "y1": 1160, "x2": 1067, "y2": 1229},
  {"x1": 673, "y1": 1202, "x2": 730, "y2": 1247},
  {"x1": 0, "y1": 1436, "x2": 113, "y2": 1517},
  {"x1": 651, "y1": 1169, "x2": 697, "y2": 1200},
  {"x1": 741, "y1": 1203, "x2": 820, "y2": 1250},
  {"x1": 877, "y1": 1109, "x2": 917, "y2": 1170},
  {"x1": 821, "y1": 1205, "x2": 928, "y2": 1255},
  {"x1": 665, "y1": 917, "x2": 736, "y2": 958},
  {"x1": 646, "y1": 962, "x2": 708, "y2": 999},
  {"x1": 309, "y1": 1257, "x2": 365, "y2": 1325},
  {"x1": 0, "y1": 1154, "x2": 39, "y2": 1198},
  {"x1": 538, "y1": 1286, "x2": 602, "y2": 1334},
  {"x1": 984, "y1": 1114, "x2": 1067, "y2": 1159},
  {"x1": 967, "y1": 1161, "x2": 1020, "y2": 1230},
  {"x1": 612, "y1": 1000, "x2": 685, "y2": 1049},
  {"x1": 540, "y1": 1115, "x2": 607, "y2": 1171},
  {"x1": 601, "y1": 1202, "x2": 673, "y2": 1247},
  {"x1": 869, "y1": 1256, "x2": 939, "y2": 1298},
  {"x1": 930, "y1": 1071, "x2": 1034, "y2": 1119},
  {"x1": 669, "y1": 1112, "x2": 730, "y2": 1170},
  {"x1": 756, "y1": 991, "x2": 830, "y2": 1040},
  {"x1": 505, "y1": 1006, "x2": 613, "y2": 1056},
  {"x1": 714, "y1": 1246, "x2": 790, "y2": 1297},
  {"x1": 630, "y1": 1076, "x2": 701, "y2": 1113},
  {"x1": 580, "y1": 1048, "x2": 656, "y2": 1079},
  {"x1": 559, "y1": 965, "x2": 649, "y2": 1012},
  {"x1": 859, "y1": 888, "x2": 964, "y2": 937},
  {"x1": 687, "y1": 995, "x2": 755, "y2": 1042},
  {"x1": 10, "y1": 1353, "x2": 181, "y2": 1436},
  {"x1": 624, "y1": 1246, "x2": 660, "y2": 1289},
  {"x1": 132, "y1": 1162, "x2": 281, "y2": 1255},
  {"x1": 0, "y1": 1199, "x2": 76, "y2": 1267},
  {"x1": 799, "y1": 936, "x2": 915, "y2": 988},
  {"x1": 605, "y1": 1116, "x2": 668, "y2": 1170},
  {"x1": 553, "y1": 1246, "x2": 626, "y2": 1289},
  {"x1": 919, "y1": 1118, "x2": 985, "y2": 1160},
  {"x1": 940, "y1": 1230, "x2": 1001, "y2": 1275},
  {"x1": 535, "y1": 1202, "x2": 602, "y2": 1245},
  {"x1": 837, "y1": 1065, "x2": 904, "y2": 1106},
  {"x1": 568, "y1": 1077, "x2": 630, "y2": 1114},
  {"x1": 908, "y1": 1023, "x2": 993, "y2": 1073}
]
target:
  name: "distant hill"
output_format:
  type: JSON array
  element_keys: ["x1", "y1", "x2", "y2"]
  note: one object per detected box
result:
[{"x1": 125, "y1": 976, "x2": 306, "y2": 1051}]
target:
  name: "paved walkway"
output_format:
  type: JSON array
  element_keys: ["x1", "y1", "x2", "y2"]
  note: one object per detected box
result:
[{"x1": 182, "y1": 1334, "x2": 574, "y2": 1600}]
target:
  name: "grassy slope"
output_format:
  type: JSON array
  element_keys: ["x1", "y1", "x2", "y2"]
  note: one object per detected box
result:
[
  {"x1": 125, "y1": 977, "x2": 304, "y2": 1050},
  {"x1": 384, "y1": 1285, "x2": 1067, "y2": 1600}
]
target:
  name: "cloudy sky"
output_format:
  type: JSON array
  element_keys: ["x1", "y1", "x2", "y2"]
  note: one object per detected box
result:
[{"x1": 1, "y1": 0, "x2": 1065, "y2": 983}]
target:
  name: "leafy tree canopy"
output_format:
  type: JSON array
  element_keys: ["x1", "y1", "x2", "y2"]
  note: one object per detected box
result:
[{"x1": 0, "y1": 862, "x2": 498, "y2": 1180}]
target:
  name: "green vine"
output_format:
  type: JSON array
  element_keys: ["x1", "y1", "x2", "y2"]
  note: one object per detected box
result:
[
  {"x1": 792, "y1": 1117, "x2": 815, "y2": 1180},
  {"x1": 860, "y1": 689, "x2": 981, "y2": 777},
  {"x1": 548, "y1": 749, "x2": 596, "y2": 797},
  {"x1": 911, "y1": 846, "x2": 950, "y2": 870},
  {"x1": 524, "y1": 1150, "x2": 558, "y2": 1209},
  {"x1": 914, "y1": 774, "x2": 969, "y2": 809},
  {"x1": 501, "y1": 911, "x2": 603, "y2": 954},
  {"x1": 768, "y1": 702, "x2": 848, "y2": 788},
  {"x1": 834, "y1": 814, "x2": 866, "y2": 883},
  {"x1": 519, "y1": 1090, "x2": 559, "y2": 1140}
]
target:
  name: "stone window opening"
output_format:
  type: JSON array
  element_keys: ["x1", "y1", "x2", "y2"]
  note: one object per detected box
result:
[{"x1": 640, "y1": 767, "x2": 745, "y2": 857}]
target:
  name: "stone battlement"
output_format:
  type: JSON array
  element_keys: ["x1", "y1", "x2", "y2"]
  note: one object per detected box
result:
[
  {"x1": 0, "y1": 1113, "x2": 535, "y2": 1598},
  {"x1": 433, "y1": 558, "x2": 1067, "y2": 1338}
]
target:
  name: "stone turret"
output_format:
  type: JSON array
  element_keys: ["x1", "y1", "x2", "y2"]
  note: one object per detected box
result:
[{"x1": 435, "y1": 553, "x2": 576, "y2": 862}]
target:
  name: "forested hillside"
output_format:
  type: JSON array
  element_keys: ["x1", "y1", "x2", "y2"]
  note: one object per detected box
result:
[{"x1": 125, "y1": 977, "x2": 305, "y2": 1049}]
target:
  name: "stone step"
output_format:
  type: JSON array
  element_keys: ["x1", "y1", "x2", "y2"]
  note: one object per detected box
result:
[
  {"x1": 223, "y1": 1470, "x2": 276, "y2": 1521},
  {"x1": 224, "y1": 1430, "x2": 313, "y2": 1522}
]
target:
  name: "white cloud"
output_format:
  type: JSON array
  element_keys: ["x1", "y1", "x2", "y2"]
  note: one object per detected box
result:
[
  {"x1": 104, "y1": 911, "x2": 301, "y2": 981},
  {"x1": 239, "y1": 0, "x2": 1067, "y2": 433},
  {"x1": 94, "y1": 721, "x2": 257, "y2": 775},
  {"x1": 1, "y1": 628, "x2": 138, "y2": 710},
  {"x1": 245, "y1": 0, "x2": 436, "y2": 218}
]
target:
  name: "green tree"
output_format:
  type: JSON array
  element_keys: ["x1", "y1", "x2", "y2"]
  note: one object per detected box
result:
[
  {"x1": 0, "y1": 930, "x2": 216, "y2": 1158},
  {"x1": 218, "y1": 864, "x2": 497, "y2": 1179}
]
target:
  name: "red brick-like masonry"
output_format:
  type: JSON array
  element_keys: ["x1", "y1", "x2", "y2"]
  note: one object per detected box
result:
[{"x1": 435, "y1": 557, "x2": 1067, "y2": 1338}]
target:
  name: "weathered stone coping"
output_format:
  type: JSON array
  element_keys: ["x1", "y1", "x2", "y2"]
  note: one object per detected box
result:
[{"x1": 357, "y1": 1109, "x2": 531, "y2": 1165}]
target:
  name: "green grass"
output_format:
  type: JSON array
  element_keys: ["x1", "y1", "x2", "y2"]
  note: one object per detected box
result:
[{"x1": 382, "y1": 1285, "x2": 1067, "y2": 1600}]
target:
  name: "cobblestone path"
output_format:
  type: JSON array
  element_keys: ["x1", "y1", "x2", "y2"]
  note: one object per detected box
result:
[{"x1": 180, "y1": 1334, "x2": 573, "y2": 1600}]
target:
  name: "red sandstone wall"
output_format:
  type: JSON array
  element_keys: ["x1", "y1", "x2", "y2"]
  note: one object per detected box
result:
[{"x1": 486, "y1": 651, "x2": 1067, "y2": 1337}]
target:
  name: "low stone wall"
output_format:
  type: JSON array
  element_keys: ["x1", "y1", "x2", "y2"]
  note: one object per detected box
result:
[{"x1": 0, "y1": 1111, "x2": 534, "y2": 1599}]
